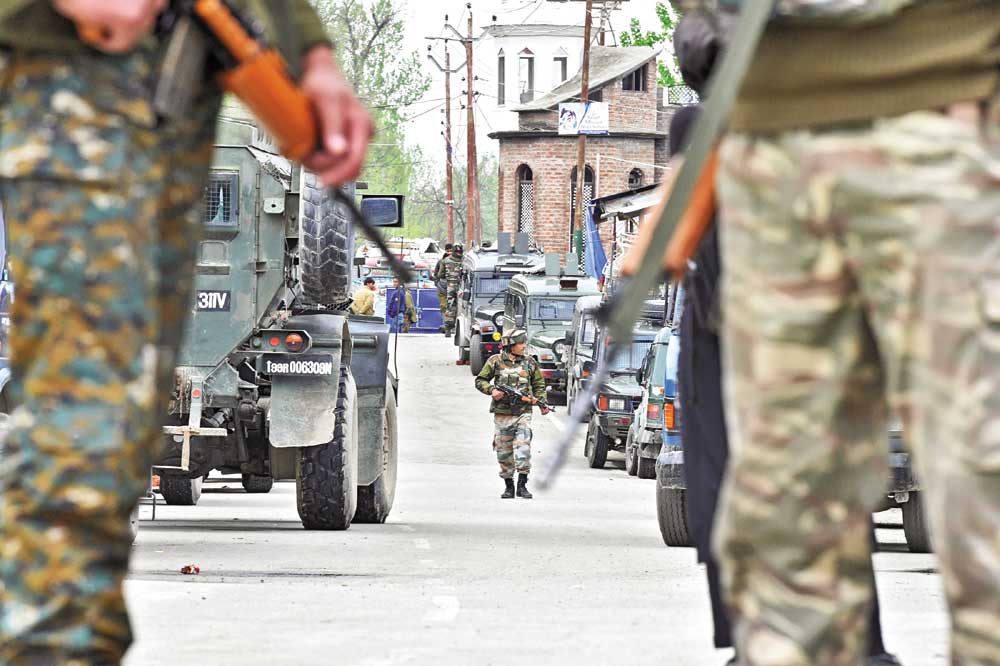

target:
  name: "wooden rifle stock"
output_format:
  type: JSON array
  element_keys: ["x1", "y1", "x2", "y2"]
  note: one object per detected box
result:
[
  {"x1": 622, "y1": 144, "x2": 719, "y2": 281},
  {"x1": 78, "y1": 0, "x2": 318, "y2": 162}
]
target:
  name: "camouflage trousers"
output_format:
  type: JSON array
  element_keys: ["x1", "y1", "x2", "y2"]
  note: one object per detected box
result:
[
  {"x1": 445, "y1": 283, "x2": 459, "y2": 328},
  {"x1": 0, "y1": 50, "x2": 220, "y2": 665},
  {"x1": 438, "y1": 289, "x2": 447, "y2": 318},
  {"x1": 493, "y1": 413, "x2": 532, "y2": 479},
  {"x1": 715, "y1": 107, "x2": 1000, "y2": 665}
]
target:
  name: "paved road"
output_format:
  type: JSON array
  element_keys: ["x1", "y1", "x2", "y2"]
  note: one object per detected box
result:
[{"x1": 125, "y1": 335, "x2": 948, "y2": 666}]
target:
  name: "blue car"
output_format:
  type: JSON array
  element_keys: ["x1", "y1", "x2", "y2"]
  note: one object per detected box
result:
[{"x1": 654, "y1": 285, "x2": 929, "y2": 552}]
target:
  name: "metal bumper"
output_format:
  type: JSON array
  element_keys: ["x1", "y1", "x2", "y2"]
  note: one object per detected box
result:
[
  {"x1": 638, "y1": 427, "x2": 662, "y2": 458},
  {"x1": 158, "y1": 379, "x2": 227, "y2": 473},
  {"x1": 887, "y1": 452, "x2": 918, "y2": 494},
  {"x1": 597, "y1": 412, "x2": 632, "y2": 440}
]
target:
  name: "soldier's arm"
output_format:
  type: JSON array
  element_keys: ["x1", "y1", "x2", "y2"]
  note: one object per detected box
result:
[
  {"x1": 291, "y1": 1, "x2": 334, "y2": 57},
  {"x1": 531, "y1": 364, "x2": 547, "y2": 402},
  {"x1": 475, "y1": 358, "x2": 496, "y2": 395}
]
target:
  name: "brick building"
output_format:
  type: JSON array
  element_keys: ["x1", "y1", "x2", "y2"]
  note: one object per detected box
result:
[{"x1": 489, "y1": 46, "x2": 669, "y2": 254}]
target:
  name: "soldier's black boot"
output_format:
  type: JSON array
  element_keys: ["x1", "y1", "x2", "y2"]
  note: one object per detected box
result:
[
  {"x1": 516, "y1": 474, "x2": 533, "y2": 499},
  {"x1": 501, "y1": 478, "x2": 515, "y2": 499}
]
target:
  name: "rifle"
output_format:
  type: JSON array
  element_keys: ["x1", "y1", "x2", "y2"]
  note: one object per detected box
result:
[
  {"x1": 493, "y1": 384, "x2": 555, "y2": 414},
  {"x1": 76, "y1": 0, "x2": 413, "y2": 284}
]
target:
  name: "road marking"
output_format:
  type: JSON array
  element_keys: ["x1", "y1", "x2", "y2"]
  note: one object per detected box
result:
[
  {"x1": 423, "y1": 595, "x2": 461, "y2": 623},
  {"x1": 413, "y1": 538, "x2": 431, "y2": 550}
]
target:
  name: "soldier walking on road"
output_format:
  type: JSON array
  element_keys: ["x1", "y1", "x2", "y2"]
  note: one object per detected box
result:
[
  {"x1": 0, "y1": 2, "x2": 372, "y2": 665},
  {"x1": 707, "y1": 2, "x2": 1000, "y2": 664},
  {"x1": 434, "y1": 243, "x2": 453, "y2": 322},
  {"x1": 437, "y1": 242, "x2": 463, "y2": 338},
  {"x1": 475, "y1": 329, "x2": 550, "y2": 499}
]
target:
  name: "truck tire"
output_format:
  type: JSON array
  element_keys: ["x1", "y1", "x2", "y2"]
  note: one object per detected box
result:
[
  {"x1": 242, "y1": 473, "x2": 274, "y2": 494},
  {"x1": 637, "y1": 452, "x2": 656, "y2": 480},
  {"x1": 657, "y1": 486, "x2": 691, "y2": 547},
  {"x1": 356, "y1": 382, "x2": 398, "y2": 524},
  {"x1": 469, "y1": 334, "x2": 486, "y2": 375},
  {"x1": 624, "y1": 431, "x2": 639, "y2": 476},
  {"x1": 902, "y1": 492, "x2": 932, "y2": 553},
  {"x1": 299, "y1": 175, "x2": 353, "y2": 306},
  {"x1": 586, "y1": 416, "x2": 609, "y2": 469},
  {"x1": 296, "y1": 365, "x2": 358, "y2": 530},
  {"x1": 159, "y1": 475, "x2": 203, "y2": 506}
]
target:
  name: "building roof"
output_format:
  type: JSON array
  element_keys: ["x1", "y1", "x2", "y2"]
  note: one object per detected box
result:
[
  {"x1": 483, "y1": 24, "x2": 586, "y2": 39},
  {"x1": 592, "y1": 184, "x2": 662, "y2": 220},
  {"x1": 514, "y1": 46, "x2": 660, "y2": 112}
]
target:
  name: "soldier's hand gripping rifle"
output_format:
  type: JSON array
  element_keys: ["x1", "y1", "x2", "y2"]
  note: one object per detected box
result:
[
  {"x1": 77, "y1": 0, "x2": 412, "y2": 284},
  {"x1": 536, "y1": 0, "x2": 775, "y2": 490},
  {"x1": 493, "y1": 384, "x2": 555, "y2": 414}
]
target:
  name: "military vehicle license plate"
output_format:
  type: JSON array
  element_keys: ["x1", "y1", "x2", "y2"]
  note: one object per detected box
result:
[{"x1": 263, "y1": 354, "x2": 335, "y2": 376}]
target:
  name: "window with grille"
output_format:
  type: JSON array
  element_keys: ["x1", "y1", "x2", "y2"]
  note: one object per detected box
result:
[
  {"x1": 628, "y1": 169, "x2": 644, "y2": 190},
  {"x1": 203, "y1": 171, "x2": 239, "y2": 226},
  {"x1": 622, "y1": 64, "x2": 648, "y2": 92},
  {"x1": 569, "y1": 165, "x2": 595, "y2": 238},
  {"x1": 516, "y1": 165, "x2": 534, "y2": 240}
]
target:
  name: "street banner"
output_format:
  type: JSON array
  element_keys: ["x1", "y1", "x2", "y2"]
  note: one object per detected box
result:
[{"x1": 558, "y1": 102, "x2": 610, "y2": 136}]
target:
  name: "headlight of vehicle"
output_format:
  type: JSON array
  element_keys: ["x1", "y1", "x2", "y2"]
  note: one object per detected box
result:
[
  {"x1": 553, "y1": 341, "x2": 566, "y2": 356},
  {"x1": 608, "y1": 397, "x2": 627, "y2": 412}
]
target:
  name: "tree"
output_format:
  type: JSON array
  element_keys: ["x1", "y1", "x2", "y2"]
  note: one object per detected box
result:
[
  {"x1": 619, "y1": 2, "x2": 682, "y2": 88},
  {"x1": 309, "y1": 0, "x2": 431, "y2": 198},
  {"x1": 406, "y1": 155, "x2": 499, "y2": 243}
]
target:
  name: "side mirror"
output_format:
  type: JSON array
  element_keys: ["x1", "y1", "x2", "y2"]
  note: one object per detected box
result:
[
  {"x1": 635, "y1": 368, "x2": 645, "y2": 385},
  {"x1": 353, "y1": 257, "x2": 366, "y2": 267},
  {"x1": 564, "y1": 330, "x2": 576, "y2": 346},
  {"x1": 461, "y1": 289, "x2": 471, "y2": 301},
  {"x1": 360, "y1": 195, "x2": 405, "y2": 228}
]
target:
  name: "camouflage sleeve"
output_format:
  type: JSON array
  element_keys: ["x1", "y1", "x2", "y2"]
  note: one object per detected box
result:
[
  {"x1": 292, "y1": 0, "x2": 333, "y2": 54},
  {"x1": 531, "y1": 361, "x2": 546, "y2": 402},
  {"x1": 475, "y1": 357, "x2": 497, "y2": 395}
]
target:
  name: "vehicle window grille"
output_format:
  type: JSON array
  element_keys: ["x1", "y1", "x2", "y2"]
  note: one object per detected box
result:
[
  {"x1": 203, "y1": 172, "x2": 238, "y2": 226},
  {"x1": 478, "y1": 276, "x2": 511, "y2": 295}
]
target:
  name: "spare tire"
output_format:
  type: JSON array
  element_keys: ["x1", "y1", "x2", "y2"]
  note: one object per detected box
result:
[{"x1": 299, "y1": 174, "x2": 353, "y2": 306}]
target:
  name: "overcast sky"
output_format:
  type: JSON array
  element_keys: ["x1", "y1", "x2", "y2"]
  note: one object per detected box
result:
[{"x1": 392, "y1": 0, "x2": 664, "y2": 165}]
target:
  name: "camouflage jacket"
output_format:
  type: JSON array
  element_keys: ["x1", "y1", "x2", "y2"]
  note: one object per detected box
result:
[
  {"x1": 0, "y1": 1, "x2": 329, "y2": 73},
  {"x1": 475, "y1": 351, "x2": 546, "y2": 416},
  {"x1": 437, "y1": 255, "x2": 463, "y2": 287}
]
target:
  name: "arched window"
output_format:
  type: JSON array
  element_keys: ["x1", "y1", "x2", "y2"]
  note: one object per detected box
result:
[
  {"x1": 569, "y1": 165, "x2": 596, "y2": 237},
  {"x1": 497, "y1": 49, "x2": 506, "y2": 106},
  {"x1": 519, "y1": 48, "x2": 535, "y2": 103},
  {"x1": 628, "y1": 168, "x2": 644, "y2": 190},
  {"x1": 516, "y1": 165, "x2": 534, "y2": 239}
]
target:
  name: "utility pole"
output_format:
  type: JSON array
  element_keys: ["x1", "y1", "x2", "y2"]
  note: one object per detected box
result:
[
  {"x1": 427, "y1": 9, "x2": 479, "y2": 246},
  {"x1": 464, "y1": 5, "x2": 481, "y2": 247},
  {"x1": 572, "y1": 0, "x2": 595, "y2": 247}
]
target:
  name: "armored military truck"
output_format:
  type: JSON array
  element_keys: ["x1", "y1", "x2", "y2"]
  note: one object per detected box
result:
[
  {"x1": 454, "y1": 233, "x2": 545, "y2": 373},
  {"x1": 497, "y1": 258, "x2": 600, "y2": 405},
  {"x1": 153, "y1": 113, "x2": 399, "y2": 530}
]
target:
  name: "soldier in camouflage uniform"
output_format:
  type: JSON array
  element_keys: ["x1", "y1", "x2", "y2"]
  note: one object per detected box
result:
[
  {"x1": 710, "y1": 3, "x2": 1000, "y2": 664},
  {"x1": 437, "y1": 242, "x2": 463, "y2": 337},
  {"x1": 0, "y1": 2, "x2": 372, "y2": 664},
  {"x1": 475, "y1": 328, "x2": 550, "y2": 499}
]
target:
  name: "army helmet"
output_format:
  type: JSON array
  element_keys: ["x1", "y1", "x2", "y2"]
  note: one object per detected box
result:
[
  {"x1": 452, "y1": 243, "x2": 464, "y2": 255},
  {"x1": 504, "y1": 328, "x2": 528, "y2": 347}
]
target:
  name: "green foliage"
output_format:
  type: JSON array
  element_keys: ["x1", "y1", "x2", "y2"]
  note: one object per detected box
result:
[
  {"x1": 405, "y1": 154, "x2": 499, "y2": 243},
  {"x1": 619, "y1": 2, "x2": 682, "y2": 88},
  {"x1": 309, "y1": 0, "x2": 431, "y2": 199}
]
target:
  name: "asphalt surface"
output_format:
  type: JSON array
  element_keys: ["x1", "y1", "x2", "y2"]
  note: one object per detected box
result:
[{"x1": 125, "y1": 335, "x2": 948, "y2": 666}]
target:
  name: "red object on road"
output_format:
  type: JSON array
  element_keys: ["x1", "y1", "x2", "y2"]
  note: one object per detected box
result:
[{"x1": 180, "y1": 565, "x2": 202, "y2": 575}]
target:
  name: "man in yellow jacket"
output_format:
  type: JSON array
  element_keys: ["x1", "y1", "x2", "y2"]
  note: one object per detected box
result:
[{"x1": 0, "y1": 2, "x2": 372, "y2": 664}]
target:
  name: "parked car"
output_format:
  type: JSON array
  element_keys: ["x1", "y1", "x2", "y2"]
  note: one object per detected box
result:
[
  {"x1": 584, "y1": 322, "x2": 660, "y2": 468},
  {"x1": 499, "y1": 265, "x2": 600, "y2": 405},
  {"x1": 626, "y1": 325, "x2": 675, "y2": 479},
  {"x1": 455, "y1": 233, "x2": 545, "y2": 372}
]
